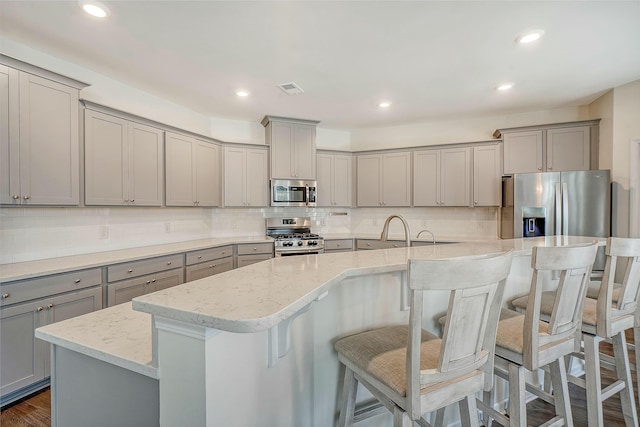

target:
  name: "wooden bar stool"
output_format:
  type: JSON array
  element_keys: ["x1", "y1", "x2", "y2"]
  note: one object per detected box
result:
[
  {"x1": 479, "y1": 242, "x2": 598, "y2": 427},
  {"x1": 334, "y1": 251, "x2": 513, "y2": 427},
  {"x1": 512, "y1": 237, "x2": 640, "y2": 427}
]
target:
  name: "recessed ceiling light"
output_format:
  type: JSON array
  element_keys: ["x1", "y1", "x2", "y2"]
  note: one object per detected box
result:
[
  {"x1": 79, "y1": 0, "x2": 110, "y2": 18},
  {"x1": 496, "y1": 83, "x2": 514, "y2": 92},
  {"x1": 379, "y1": 102, "x2": 392, "y2": 108},
  {"x1": 236, "y1": 90, "x2": 249, "y2": 97},
  {"x1": 516, "y1": 29, "x2": 544, "y2": 44}
]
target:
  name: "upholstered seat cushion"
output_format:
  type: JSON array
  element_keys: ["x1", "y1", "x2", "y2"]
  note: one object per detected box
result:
[
  {"x1": 511, "y1": 292, "x2": 600, "y2": 327},
  {"x1": 585, "y1": 282, "x2": 621, "y2": 301},
  {"x1": 495, "y1": 308, "x2": 550, "y2": 354},
  {"x1": 334, "y1": 325, "x2": 441, "y2": 396}
]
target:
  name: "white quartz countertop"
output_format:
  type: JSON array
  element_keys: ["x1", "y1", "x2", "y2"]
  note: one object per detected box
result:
[
  {"x1": 35, "y1": 235, "x2": 603, "y2": 376},
  {"x1": 0, "y1": 235, "x2": 272, "y2": 282},
  {"x1": 35, "y1": 302, "x2": 157, "y2": 378},
  {"x1": 132, "y1": 235, "x2": 602, "y2": 333}
]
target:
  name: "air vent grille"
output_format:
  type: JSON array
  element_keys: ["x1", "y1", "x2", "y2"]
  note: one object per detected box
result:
[{"x1": 277, "y1": 82, "x2": 304, "y2": 95}]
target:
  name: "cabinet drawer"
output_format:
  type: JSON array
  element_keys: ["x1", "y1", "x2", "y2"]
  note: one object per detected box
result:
[
  {"x1": 185, "y1": 257, "x2": 234, "y2": 282},
  {"x1": 356, "y1": 240, "x2": 406, "y2": 250},
  {"x1": 107, "y1": 268, "x2": 184, "y2": 307},
  {"x1": 1, "y1": 268, "x2": 103, "y2": 307},
  {"x1": 108, "y1": 254, "x2": 184, "y2": 282},
  {"x1": 186, "y1": 246, "x2": 233, "y2": 266},
  {"x1": 236, "y1": 254, "x2": 273, "y2": 268},
  {"x1": 236, "y1": 243, "x2": 273, "y2": 256},
  {"x1": 325, "y1": 239, "x2": 353, "y2": 251}
]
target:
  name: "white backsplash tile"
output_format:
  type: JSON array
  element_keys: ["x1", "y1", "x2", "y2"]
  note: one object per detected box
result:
[{"x1": 0, "y1": 205, "x2": 498, "y2": 264}]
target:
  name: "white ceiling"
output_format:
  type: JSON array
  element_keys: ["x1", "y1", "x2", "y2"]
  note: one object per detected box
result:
[{"x1": 1, "y1": 1, "x2": 639, "y2": 130}]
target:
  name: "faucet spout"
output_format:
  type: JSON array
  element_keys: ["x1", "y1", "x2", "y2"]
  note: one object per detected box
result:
[{"x1": 380, "y1": 215, "x2": 411, "y2": 247}]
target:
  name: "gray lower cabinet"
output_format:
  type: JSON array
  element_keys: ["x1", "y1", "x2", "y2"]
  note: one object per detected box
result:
[
  {"x1": 324, "y1": 239, "x2": 354, "y2": 253},
  {"x1": 185, "y1": 245, "x2": 234, "y2": 282},
  {"x1": 236, "y1": 243, "x2": 273, "y2": 268},
  {"x1": 0, "y1": 273, "x2": 102, "y2": 405},
  {"x1": 356, "y1": 239, "x2": 407, "y2": 250},
  {"x1": 107, "y1": 267, "x2": 184, "y2": 307}
]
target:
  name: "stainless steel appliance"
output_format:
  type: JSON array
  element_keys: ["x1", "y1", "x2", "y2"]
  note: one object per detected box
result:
[
  {"x1": 266, "y1": 217, "x2": 324, "y2": 257},
  {"x1": 270, "y1": 179, "x2": 317, "y2": 207},
  {"x1": 501, "y1": 169, "x2": 610, "y2": 268}
]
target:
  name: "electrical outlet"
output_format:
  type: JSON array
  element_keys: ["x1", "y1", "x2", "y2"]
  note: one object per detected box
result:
[
  {"x1": 99, "y1": 226, "x2": 109, "y2": 239},
  {"x1": 164, "y1": 222, "x2": 171, "y2": 233}
]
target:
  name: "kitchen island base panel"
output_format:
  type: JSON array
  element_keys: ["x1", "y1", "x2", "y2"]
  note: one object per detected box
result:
[{"x1": 51, "y1": 346, "x2": 159, "y2": 427}]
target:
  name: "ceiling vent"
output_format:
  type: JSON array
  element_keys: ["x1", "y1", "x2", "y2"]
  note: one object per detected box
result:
[{"x1": 277, "y1": 82, "x2": 304, "y2": 95}]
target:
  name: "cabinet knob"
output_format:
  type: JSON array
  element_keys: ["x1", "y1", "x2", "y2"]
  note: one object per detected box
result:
[
  {"x1": 167, "y1": 261, "x2": 172, "y2": 265},
  {"x1": 146, "y1": 280, "x2": 151, "y2": 285},
  {"x1": 74, "y1": 278, "x2": 81, "y2": 283},
  {"x1": 130, "y1": 199, "x2": 135, "y2": 203},
  {"x1": 548, "y1": 167, "x2": 552, "y2": 170},
  {"x1": 209, "y1": 265, "x2": 214, "y2": 269},
  {"x1": 197, "y1": 255, "x2": 203, "y2": 259},
  {"x1": 12, "y1": 195, "x2": 19, "y2": 200},
  {"x1": 538, "y1": 167, "x2": 542, "y2": 171},
  {"x1": 128, "y1": 269, "x2": 133, "y2": 273},
  {"x1": 253, "y1": 247, "x2": 257, "y2": 251},
  {"x1": 37, "y1": 306, "x2": 44, "y2": 312},
  {"x1": 47, "y1": 304, "x2": 54, "y2": 309},
  {"x1": 124, "y1": 199, "x2": 129, "y2": 203},
  {"x1": 474, "y1": 201, "x2": 478, "y2": 205},
  {"x1": 336, "y1": 243, "x2": 341, "y2": 247},
  {"x1": 2, "y1": 293, "x2": 10, "y2": 299},
  {"x1": 152, "y1": 279, "x2": 156, "y2": 283},
  {"x1": 23, "y1": 195, "x2": 30, "y2": 200}
]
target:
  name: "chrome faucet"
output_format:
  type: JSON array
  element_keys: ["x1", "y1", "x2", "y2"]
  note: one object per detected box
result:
[
  {"x1": 417, "y1": 229, "x2": 436, "y2": 245},
  {"x1": 380, "y1": 215, "x2": 411, "y2": 247}
]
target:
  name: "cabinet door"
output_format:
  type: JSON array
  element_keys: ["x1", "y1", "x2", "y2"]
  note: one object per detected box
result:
[
  {"x1": 503, "y1": 130, "x2": 544, "y2": 174},
  {"x1": 245, "y1": 148, "x2": 268, "y2": 207},
  {"x1": 441, "y1": 147, "x2": 471, "y2": 206},
  {"x1": 223, "y1": 146, "x2": 246, "y2": 207},
  {"x1": 107, "y1": 278, "x2": 148, "y2": 307},
  {"x1": 333, "y1": 154, "x2": 352, "y2": 207},
  {"x1": 473, "y1": 145, "x2": 502, "y2": 206},
  {"x1": 194, "y1": 141, "x2": 219, "y2": 207},
  {"x1": 270, "y1": 121, "x2": 295, "y2": 179},
  {"x1": 546, "y1": 126, "x2": 590, "y2": 172},
  {"x1": 0, "y1": 300, "x2": 45, "y2": 396},
  {"x1": 293, "y1": 124, "x2": 316, "y2": 180},
  {"x1": 165, "y1": 132, "x2": 196, "y2": 206},
  {"x1": 129, "y1": 122, "x2": 163, "y2": 206},
  {"x1": 316, "y1": 153, "x2": 332, "y2": 206},
  {"x1": 84, "y1": 110, "x2": 128, "y2": 205},
  {"x1": 185, "y1": 258, "x2": 233, "y2": 282},
  {"x1": 381, "y1": 152, "x2": 411, "y2": 206},
  {"x1": 0, "y1": 65, "x2": 19, "y2": 205},
  {"x1": 19, "y1": 72, "x2": 79, "y2": 205},
  {"x1": 149, "y1": 268, "x2": 184, "y2": 292},
  {"x1": 356, "y1": 155, "x2": 381, "y2": 207},
  {"x1": 413, "y1": 150, "x2": 440, "y2": 207}
]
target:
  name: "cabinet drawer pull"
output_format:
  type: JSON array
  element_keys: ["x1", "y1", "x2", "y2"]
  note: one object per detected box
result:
[
  {"x1": 74, "y1": 278, "x2": 81, "y2": 283},
  {"x1": 2, "y1": 293, "x2": 10, "y2": 299},
  {"x1": 37, "y1": 306, "x2": 44, "y2": 312}
]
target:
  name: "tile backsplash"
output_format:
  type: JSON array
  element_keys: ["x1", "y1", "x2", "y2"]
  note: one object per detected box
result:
[{"x1": 0, "y1": 206, "x2": 498, "y2": 263}]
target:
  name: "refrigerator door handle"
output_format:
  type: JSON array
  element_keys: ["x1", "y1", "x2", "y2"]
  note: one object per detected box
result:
[
  {"x1": 562, "y1": 182, "x2": 569, "y2": 236},
  {"x1": 555, "y1": 182, "x2": 562, "y2": 235}
]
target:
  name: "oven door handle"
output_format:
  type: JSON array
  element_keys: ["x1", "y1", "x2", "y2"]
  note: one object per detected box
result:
[{"x1": 305, "y1": 184, "x2": 309, "y2": 206}]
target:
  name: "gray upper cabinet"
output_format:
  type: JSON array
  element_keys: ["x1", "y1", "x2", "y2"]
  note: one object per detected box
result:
[
  {"x1": 317, "y1": 151, "x2": 352, "y2": 207},
  {"x1": 262, "y1": 116, "x2": 320, "y2": 180},
  {"x1": 165, "y1": 132, "x2": 220, "y2": 207},
  {"x1": 498, "y1": 120, "x2": 598, "y2": 174},
  {"x1": 85, "y1": 109, "x2": 164, "y2": 206},
  {"x1": 223, "y1": 145, "x2": 268, "y2": 207},
  {"x1": 357, "y1": 151, "x2": 411, "y2": 207},
  {"x1": 472, "y1": 144, "x2": 502, "y2": 206},
  {"x1": 0, "y1": 64, "x2": 82, "y2": 205},
  {"x1": 413, "y1": 147, "x2": 471, "y2": 207}
]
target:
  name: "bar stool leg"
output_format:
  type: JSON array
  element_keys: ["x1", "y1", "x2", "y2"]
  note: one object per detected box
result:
[
  {"x1": 612, "y1": 332, "x2": 639, "y2": 427},
  {"x1": 507, "y1": 363, "x2": 527, "y2": 427},
  {"x1": 549, "y1": 357, "x2": 573, "y2": 427},
  {"x1": 337, "y1": 366, "x2": 358, "y2": 427},
  {"x1": 584, "y1": 334, "x2": 605, "y2": 427}
]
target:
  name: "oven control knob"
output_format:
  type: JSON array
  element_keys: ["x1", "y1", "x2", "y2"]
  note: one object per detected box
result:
[
  {"x1": 298, "y1": 241, "x2": 303, "y2": 246},
  {"x1": 286, "y1": 241, "x2": 293, "y2": 247}
]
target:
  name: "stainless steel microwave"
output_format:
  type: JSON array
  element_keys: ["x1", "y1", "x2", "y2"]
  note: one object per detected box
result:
[{"x1": 270, "y1": 179, "x2": 317, "y2": 207}]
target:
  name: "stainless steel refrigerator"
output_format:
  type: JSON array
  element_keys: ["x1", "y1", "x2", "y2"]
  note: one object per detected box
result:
[{"x1": 501, "y1": 170, "x2": 611, "y2": 268}]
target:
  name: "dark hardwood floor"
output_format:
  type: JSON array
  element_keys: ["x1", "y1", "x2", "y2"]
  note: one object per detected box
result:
[{"x1": 0, "y1": 343, "x2": 637, "y2": 427}]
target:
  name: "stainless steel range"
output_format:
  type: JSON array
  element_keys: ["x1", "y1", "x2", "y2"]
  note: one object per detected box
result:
[{"x1": 266, "y1": 217, "x2": 324, "y2": 257}]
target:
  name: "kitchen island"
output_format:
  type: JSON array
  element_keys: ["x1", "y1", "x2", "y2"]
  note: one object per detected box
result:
[{"x1": 35, "y1": 236, "x2": 602, "y2": 427}]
